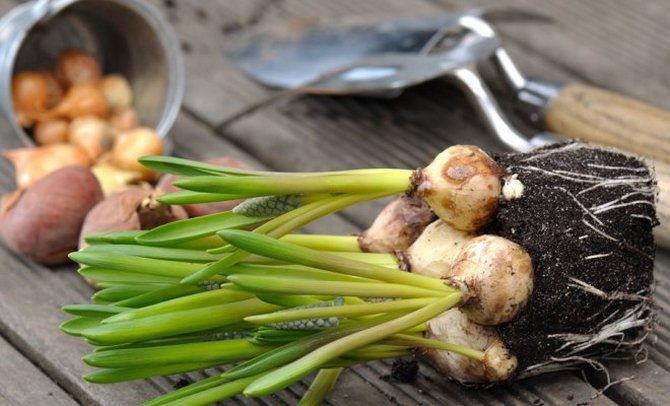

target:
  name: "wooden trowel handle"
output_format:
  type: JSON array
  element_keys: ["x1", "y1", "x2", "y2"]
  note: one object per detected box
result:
[
  {"x1": 652, "y1": 159, "x2": 670, "y2": 247},
  {"x1": 546, "y1": 83, "x2": 670, "y2": 162},
  {"x1": 545, "y1": 83, "x2": 670, "y2": 247}
]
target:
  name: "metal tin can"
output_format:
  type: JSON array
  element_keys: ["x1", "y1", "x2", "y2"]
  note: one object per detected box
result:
[{"x1": 0, "y1": 0, "x2": 184, "y2": 147}]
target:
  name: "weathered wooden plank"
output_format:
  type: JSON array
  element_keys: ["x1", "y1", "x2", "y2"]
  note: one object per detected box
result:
[
  {"x1": 590, "y1": 360, "x2": 670, "y2": 406},
  {"x1": 0, "y1": 248, "x2": 165, "y2": 405},
  {"x1": 146, "y1": 0, "x2": 274, "y2": 125},
  {"x1": 433, "y1": 0, "x2": 670, "y2": 110},
  {"x1": 649, "y1": 250, "x2": 670, "y2": 369},
  {"x1": 0, "y1": 335, "x2": 78, "y2": 406}
]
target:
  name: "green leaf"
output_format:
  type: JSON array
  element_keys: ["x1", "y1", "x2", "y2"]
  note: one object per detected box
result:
[
  {"x1": 135, "y1": 212, "x2": 269, "y2": 246},
  {"x1": 174, "y1": 172, "x2": 409, "y2": 197},
  {"x1": 221, "y1": 263, "x2": 375, "y2": 283},
  {"x1": 62, "y1": 304, "x2": 130, "y2": 318},
  {"x1": 223, "y1": 329, "x2": 350, "y2": 380},
  {"x1": 79, "y1": 267, "x2": 182, "y2": 285},
  {"x1": 140, "y1": 375, "x2": 229, "y2": 406},
  {"x1": 157, "y1": 190, "x2": 240, "y2": 205},
  {"x1": 153, "y1": 374, "x2": 262, "y2": 406},
  {"x1": 243, "y1": 294, "x2": 460, "y2": 397},
  {"x1": 227, "y1": 274, "x2": 444, "y2": 298},
  {"x1": 60, "y1": 316, "x2": 105, "y2": 336},
  {"x1": 93, "y1": 285, "x2": 158, "y2": 303},
  {"x1": 103, "y1": 285, "x2": 253, "y2": 323},
  {"x1": 219, "y1": 230, "x2": 450, "y2": 292},
  {"x1": 82, "y1": 244, "x2": 223, "y2": 263},
  {"x1": 81, "y1": 298, "x2": 280, "y2": 345},
  {"x1": 84, "y1": 362, "x2": 219, "y2": 384},
  {"x1": 139, "y1": 155, "x2": 254, "y2": 176},
  {"x1": 298, "y1": 368, "x2": 343, "y2": 406},
  {"x1": 71, "y1": 252, "x2": 221, "y2": 281},
  {"x1": 83, "y1": 338, "x2": 267, "y2": 368},
  {"x1": 84, "y1": 230, "x2": 144, "y2": 244},
  {"x1": 113, "y1": 284, "x2": 203, "y2": 308}
]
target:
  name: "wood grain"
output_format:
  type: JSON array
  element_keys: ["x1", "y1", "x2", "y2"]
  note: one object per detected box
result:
[
  {"x1": 0, "y1": 335, "x2": 77, "y2": 406},
  {"x1": 546, "y1": 84, "x2": 670, "y2": 162}
]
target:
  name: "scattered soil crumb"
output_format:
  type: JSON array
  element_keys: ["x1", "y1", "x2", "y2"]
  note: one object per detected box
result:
[
  {"x1": 391, "y1": 358, "x2": 419, "y2": 382},
  {"x1": 173, "y1": 378, "x2": 190, "y2": 389}
]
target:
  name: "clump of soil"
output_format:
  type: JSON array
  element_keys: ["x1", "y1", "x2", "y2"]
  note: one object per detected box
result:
[
  {"x1": 390, "y1": 358, "x2": 419, "y2": 382},
  {"x1": 486, "y1": 142, "x2": 657, "y2": 372}
]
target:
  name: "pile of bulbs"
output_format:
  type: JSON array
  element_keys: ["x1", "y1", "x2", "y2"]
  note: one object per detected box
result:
[
  {"x1": 8, "y1": 49, "x2": 164, "y2": 194},
  {"x1": 0, "y1": 49, "x2": 181, "y2": 266}
]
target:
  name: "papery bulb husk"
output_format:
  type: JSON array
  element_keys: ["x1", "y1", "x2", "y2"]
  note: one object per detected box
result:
[
  {"x1": 156, "y1": 156, "x2": 251, "y2": 216},
  {"x1": 358, "y1": 196, "x2": 435, "y2": 253},
  {"x1": 403, "y1": 219, "x2": 475, "y2": 279},
  {"x1": 4, "y1": 144, "x2": 92, "y2": 190},
  {"x1": 138, "y1": 193, "x2": 189, "y2": 229},
  {"x1": 78, "y1": 186, "x2": 188, "y2": 250},
  {"x1": 1, "y1": 166, "x2": 103, "y2": 264},
  {"x1": 411, "y1": 145, "x2": 502, "y2": 231},
  {"x1": 421, "y1": 308, "x2": 517, "y2": 384},
  {"x1": 447, "y1": 235, "x2": 533, "y2": 326}
]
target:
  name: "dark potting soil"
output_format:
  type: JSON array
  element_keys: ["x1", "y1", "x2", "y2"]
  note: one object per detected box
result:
[{"x1": 485, "y1": 142, "x2": 657, "y2": 371}]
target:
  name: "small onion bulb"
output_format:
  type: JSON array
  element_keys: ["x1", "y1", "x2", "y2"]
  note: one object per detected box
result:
[
  {"x1": 112, "y1": 127, "x2": 164, "y2": 181},
  {"x1": 448, "y1": 235, "x2": 534, "y2": 326},
  {"x1": 68, "y1": 116, "x2": 115, "y2": 160},
  {"x1": 404, "y1": 219, "x2": 475, "y2": 279},
  {"x1": 55, "y1": 49, "x2": 102, "y2": 87},
  {"x1": 4, "y1": 144, "x2": 92, "y2": 190},
  {"x1": 11, "y1": 71, "x2": 50, "y2": 121},
  {"x1": 421, "y1": 308, "x2": 517, "y2": 383},
  {"x1": 412, "y1": 145, "x2": 502, "y2": 231},
  {"x1": 358, "y1": 196, "x2": 435, "y2": 253},
  {"x1": 91, "y1": 163, "x2": 142, "y2": 196},
  {"x1": 100, "y1": 74, "x2": 134, "y2": 112},
  {"x1": 47, "y1": 83, "x2": 109, "y2": 120},
  {"x1": 34, "y1": 119, "x2": 69, "y2": 145}
]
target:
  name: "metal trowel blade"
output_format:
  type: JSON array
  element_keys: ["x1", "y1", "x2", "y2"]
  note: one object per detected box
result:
[{"x1": 223, "y1": 12, "x2": 469, "y2": 89}]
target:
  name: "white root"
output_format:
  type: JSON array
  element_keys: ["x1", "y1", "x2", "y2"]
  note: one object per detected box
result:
[
  {"x1": 502, "y1": 174, "x2": 525, "y2": 201},
  {"x1": 413, "y1": 145, "x2": 501, "y2": 231},
  {"x1": 422, "y1": 309, "x2": 517, "y2": 383},
  {"x1": 404, "y1": 219, "x2": 474, "y2": 279},
  {"x1": 448, "y1": 235, "x2": 534, "y2": 326}
]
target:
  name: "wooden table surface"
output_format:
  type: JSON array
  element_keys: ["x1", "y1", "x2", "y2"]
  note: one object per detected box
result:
[{"x1": 1, "y1": 0, "x2": 669, "y2": 405}]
